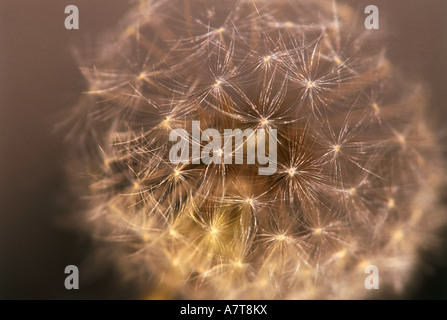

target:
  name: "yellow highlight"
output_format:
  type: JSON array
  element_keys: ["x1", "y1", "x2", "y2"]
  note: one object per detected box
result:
[
  {"x1": 358, "y1": 260, "x2": 370, "y2": 271},
  {"x1": 388, "y1": 198, "x2": 395, "y2": 208},
  {"x1": 336, "y1": 249, "x2": 346, "y2": 259},
  {"x1": 142, "y1": 233, "x2": 150, "y2": 242},
  {"x1": 169, "y1": 229, "x2": 178, "y2": 238},
  {"x1": 125, "y1": 26, "x2": 135, "y2": 36},
  {"x1": 234, "y1": 260, "x2": 244, "y2": 268},
  {"x1": 276, "y1": 234, "x2": 286, "y2": 241},
  {"x1": 393, "y1": 229, "x2": 404, "y2": 242}
]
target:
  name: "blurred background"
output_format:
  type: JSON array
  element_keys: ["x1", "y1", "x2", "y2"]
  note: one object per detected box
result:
[{"x1": 0, "y1": 0, "x2": 446, "y2": 299}]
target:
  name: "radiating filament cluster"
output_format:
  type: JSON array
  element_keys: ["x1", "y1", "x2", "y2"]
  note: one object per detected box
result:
[{"x1": 70, "y1": 0, "x2": 445, "y2": 299}]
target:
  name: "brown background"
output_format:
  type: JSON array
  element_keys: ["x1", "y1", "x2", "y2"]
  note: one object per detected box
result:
[{"x1": 0, "y1": 0, "x2": 446, "y2": 299}]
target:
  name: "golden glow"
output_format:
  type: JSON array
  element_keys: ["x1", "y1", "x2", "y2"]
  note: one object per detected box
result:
[
  {"x1": 75, "y1": 0, "x2": 442, "y2": 300},
  {"x1": 388, "y1": 198, "x2": 395, "y2": 208},
  {"x1": 393, "y1": 229, "x2": 404, "y2": 242},
  {"x1": 275, "y1": 234, "x2": 286, "y2": 241},
  {"x1": 336, "y1": 249, "x2": 347, "y2": 259},
  {"x1": 171, "y1": 258, "x2": 180, "y2": 267},
  {"x1": 358, "y1": 260, "x2": 371, "y2": 271},
  {"x1": 397, "y1": 134, "x2": 406, "y2": 144},
  {"x1": 169, "y1": 229, "x2": 178, "y2": 238},
  {"x1": 234, "y1": 260, "x2": 244, "y2": 268}
]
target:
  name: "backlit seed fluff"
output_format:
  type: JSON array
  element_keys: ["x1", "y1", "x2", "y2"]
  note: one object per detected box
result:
[{"x1": 68, "y1": 0, "x2": 446, "y2": 299}]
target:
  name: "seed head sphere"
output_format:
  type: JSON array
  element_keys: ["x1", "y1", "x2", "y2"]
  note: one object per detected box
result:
[{"x1": 70, "y1": 0, "x2": 446, "y2": 299}]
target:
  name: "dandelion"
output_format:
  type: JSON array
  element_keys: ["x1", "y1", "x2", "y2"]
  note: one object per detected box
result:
[{"x1": 69, "y1": 0, "x2": 445, "y2": 299}]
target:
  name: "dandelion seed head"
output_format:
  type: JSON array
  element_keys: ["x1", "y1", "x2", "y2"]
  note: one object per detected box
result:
[{"x1": 70, "y1": 0, "x2": 446, "y2": 300}]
